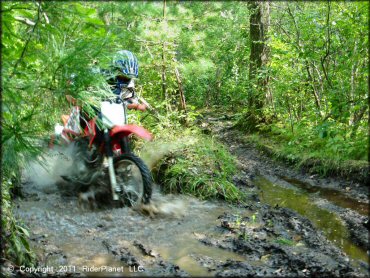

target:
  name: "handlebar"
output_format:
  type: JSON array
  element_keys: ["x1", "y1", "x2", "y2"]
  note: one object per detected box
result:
[
  {"x1": 65, "y1": 94, "x2": 147, "y2": 111},
  {"x1": 112, "y1": 93, "x2": 148, "y2": 111}
]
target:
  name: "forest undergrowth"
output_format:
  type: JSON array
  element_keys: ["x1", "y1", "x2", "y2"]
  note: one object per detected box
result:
[
  {"x1": 2, "y1": 0, "x2": 368, "y2": 271},
  {"x1": 234, "y1": 113, "x2": 369, "y2": 183},
  {"x1": 137, "y1": 125, "x2": 246, "y2": 204}
]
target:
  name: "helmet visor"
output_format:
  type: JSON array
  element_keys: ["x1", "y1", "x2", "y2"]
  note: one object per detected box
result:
[{"x1": 116, "y1": 74, "x2": 131, "y2": 83}]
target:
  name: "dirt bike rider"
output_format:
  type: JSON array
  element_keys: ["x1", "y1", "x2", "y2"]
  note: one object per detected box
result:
[
  {"x1": 66, "y1": 50, "x2": 147, "y2": 112},
  {"x1": 104, "y1": 50, "x2": 147, "y2": 111},
  {"x1": 63, "y1": 50, "x2": 148, "y2": 143},
  {"x1": 60, "y1": 50, "x2": 148, "y2": 185}
]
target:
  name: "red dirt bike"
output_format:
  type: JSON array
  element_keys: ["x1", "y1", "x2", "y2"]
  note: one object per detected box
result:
[{"x1": 52, "y1": 94, "x2": 153, "y2": 207}]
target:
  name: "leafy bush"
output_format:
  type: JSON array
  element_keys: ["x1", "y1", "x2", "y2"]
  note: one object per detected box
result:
[{"x1": 1, "y1": 178, "x2": 36, "y2": 267}]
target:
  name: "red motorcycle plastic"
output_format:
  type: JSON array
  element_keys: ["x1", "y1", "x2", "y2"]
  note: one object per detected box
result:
[{"x1": 52, "y1": 95, "x2": 153, "y2": 207}]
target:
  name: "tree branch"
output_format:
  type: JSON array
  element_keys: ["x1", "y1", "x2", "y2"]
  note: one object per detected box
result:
[
  {"x1": 14, "y1": 16, "x2": 36, "y2": 26},
  {"x1": 1, "y1": 6, "x2": 33, "y2": 13},
  {"x1": 11, "y1": 2, "x2": 42, "y2": 77},
  {"x1": 320, "y1": 1, "x2": 333, "y2": 88}
]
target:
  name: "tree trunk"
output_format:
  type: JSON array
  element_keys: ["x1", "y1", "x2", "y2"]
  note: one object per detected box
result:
[
  {"x1": 305, "y1": 61, "x2": 322, "y2": 116},
  {"x1": 243, "y1": 1, "x2": 270, "y2": 130},
  {"x1": 249, "y1": 1, "x2": 269, "y2": 82},
  {"x1": 174, "y1": 67, "x2": 186, "y2": 112},
  {"x1": 162, "y1": 41, "x2": 167, "y2": 102},
  {"x1": 161, "y1": 0, "x2": 168, "y2": 110},
  {"x1": 249, "y1": 1, "x2": 269, "y2": 108},
  {"x1": 350, "y1": 104, "x2": 368, "y2": 138}
]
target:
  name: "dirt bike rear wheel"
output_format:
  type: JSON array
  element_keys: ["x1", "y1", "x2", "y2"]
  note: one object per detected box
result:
[{"x1": 113, "y1": 154, "x2": 152, "y2": 206}]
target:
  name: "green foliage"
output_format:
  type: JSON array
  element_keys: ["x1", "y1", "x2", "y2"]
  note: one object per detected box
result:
[
  {"x1": 152, "y1": 128, "x2": 245, "y2": 203},
  {"x1": 275, "y1": 237, "x2": 295, "y2": 246},
  {"x1": 235, "y1": 1, "x2": 368, "y2": 172},
  {"x1": 1, "y1": 1, "x2": 116, "y2": 267},
  {"x1": 1, "y1": 0, "x2": 368, "y2": 267},
  {"x1": 244, "y1": 125, "x2": 368, "y2": 180},
  {"x1": 2, "y1": 178, "x2": 36, "y2": 266},
  {"x1": 178, "y1": 2, "x2": 250, "y2": 107}
]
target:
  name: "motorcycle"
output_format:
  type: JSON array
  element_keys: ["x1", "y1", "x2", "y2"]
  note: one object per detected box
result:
[{"x1": 52, "y1": 94, "x2": 153, "y2": 207}]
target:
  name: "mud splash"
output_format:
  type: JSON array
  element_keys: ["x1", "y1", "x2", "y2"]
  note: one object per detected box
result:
[
  {"x1": 254, "y1": 176, "x2": 369, "y2": 263},
  {"x1": 11, "y1": 137, "x2": 368, "y2": 277},
  {"x1": 15, "y1": 167, "x2": 250, "y2": 278},
  {"x1": 22, "y1": 144, "x2": 78, "y2": 194},
  {"x1": 138, "y1": 135, "x2": 199, "y2": 170}
]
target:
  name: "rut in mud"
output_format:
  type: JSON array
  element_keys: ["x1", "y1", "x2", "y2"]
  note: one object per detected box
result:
[
  {"x1": 9, "y1": 121, "x2": 369, "y2": 277},
  {"x1": 202, "y1": 116, "x2": 369, "y2": 266}
]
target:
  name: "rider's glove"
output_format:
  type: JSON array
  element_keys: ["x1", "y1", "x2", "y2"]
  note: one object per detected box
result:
[{"x1": 127, "y1": 103, "x2": 147, "y2": 111}]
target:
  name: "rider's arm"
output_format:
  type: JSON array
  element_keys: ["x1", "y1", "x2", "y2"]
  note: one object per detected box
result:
[{"x1": 121, "y1": 90, "x2": 147, "y2": 111}]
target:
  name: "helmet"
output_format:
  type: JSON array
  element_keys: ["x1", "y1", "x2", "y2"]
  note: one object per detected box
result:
[{"x1": 112, "y1": 50, "x2": 139, "y2": 79}]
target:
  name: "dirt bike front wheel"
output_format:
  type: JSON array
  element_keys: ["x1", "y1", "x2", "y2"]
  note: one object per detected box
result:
[{"x1": 113, "y1": 153, "x2": 152, "y2": 206}]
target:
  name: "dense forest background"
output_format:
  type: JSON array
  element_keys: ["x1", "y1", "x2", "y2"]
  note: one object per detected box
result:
[{"x1": 1, "y1": 1, "x2": 368, "y2": 266}]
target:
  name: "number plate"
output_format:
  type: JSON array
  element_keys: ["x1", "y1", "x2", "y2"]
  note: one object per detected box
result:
[{"x1": 101, "y1": 101, "x2": 125, "y2": 128}]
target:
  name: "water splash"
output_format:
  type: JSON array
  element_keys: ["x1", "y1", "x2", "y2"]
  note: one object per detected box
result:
[
  {"x1": 138, "y1": 135, "x2": 199, "y2": 170},
  {"x1": 136, "y1": 189, "x2": 188, "y2": 218},
  {"x1": 22, "y1": 144, "x2": 77, "y2": 192}
]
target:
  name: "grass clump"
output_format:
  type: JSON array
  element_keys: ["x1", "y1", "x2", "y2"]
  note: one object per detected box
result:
[
  {"x1": 148, "y1": 128, "x2": 245, "y2": 203},
  {"x1": 242, "y1": 126, "x2": 368, "y2": 182}
]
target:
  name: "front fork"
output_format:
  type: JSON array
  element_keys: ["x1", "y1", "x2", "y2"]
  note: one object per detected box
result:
[
  {"x1": 122, "y1": 103, "x2": 131, "y2": 154},
  {"x1": 104, "y1": 103, "x2": 130, "y2": 201},
  {"x1": 104, "y1": 128, "x2": 120, "y2": 200}
]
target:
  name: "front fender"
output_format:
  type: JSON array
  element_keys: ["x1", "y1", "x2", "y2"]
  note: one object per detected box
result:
[{"x1": 110, "y1": 124, "x2": 152, "y2": 141}]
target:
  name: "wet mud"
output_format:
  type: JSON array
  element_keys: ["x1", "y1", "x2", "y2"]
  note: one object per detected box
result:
[
  {"x1": 12, "y1": 181, "x2": 368, "y2": 277},
  {"x1": 7, "y1": 118, "x2": 369, "y2": 277},
  {"x1": 200, "y1": 208, "x2": 359, "y2": 277},
  {"x1": 202, "y1": 115, "x2": 369, "y2": 269}
]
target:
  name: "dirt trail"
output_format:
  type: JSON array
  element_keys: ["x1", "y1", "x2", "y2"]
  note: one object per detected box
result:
[
  {"x1": 7, "y1": 119, "x2": 369, "y2": 277},
  {"x1": 202, "y1": 116, "x2": 369, "y2": 263}
]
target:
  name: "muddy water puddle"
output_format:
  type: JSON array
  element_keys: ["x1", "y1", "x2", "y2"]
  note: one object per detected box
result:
[
  {"x1": 18, "y1": 152, "x2": 253, "y2": 277},
  {"x1": 255, "y1": 176, "x2": 368, "y2": 263},
  {"x1": 136, "y1": 200, "x2": 249, "y2": 276},
  {"x1": 16, "y1": 190, "x2": 251, "y2": 277},
  {"x1": 279, "y1": 176, "x2": 369, "y2": 216},
  {"x1": 156, "y1": 233, "x2": 245, "y2": 276},
  {"x1": 39, "y1": 240, "x2": 131, "y2": 277},
  {"x1": 150, "y1": 204, "x2": 247, "y2": 276}
]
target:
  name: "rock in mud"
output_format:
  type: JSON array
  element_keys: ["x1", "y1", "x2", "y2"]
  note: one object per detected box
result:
[
  {"x1": 232, "y1": 173, "x2": 255, "y2": 188},
  {"x1": 133, "y1": 240, "x2": 159, "y2": 258},
  {"x1": 190, "y1": 254, "x2": 220, "y2": 271},
  {"x1": 153, "y1": 260, "x2": 189, "y2": 277},
  {"x1": 102, "y1": 240, "x2": 142, "y2": 267},
  {"x1": 215, "y1": 260, "x2": 256, "y2": 277}
]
